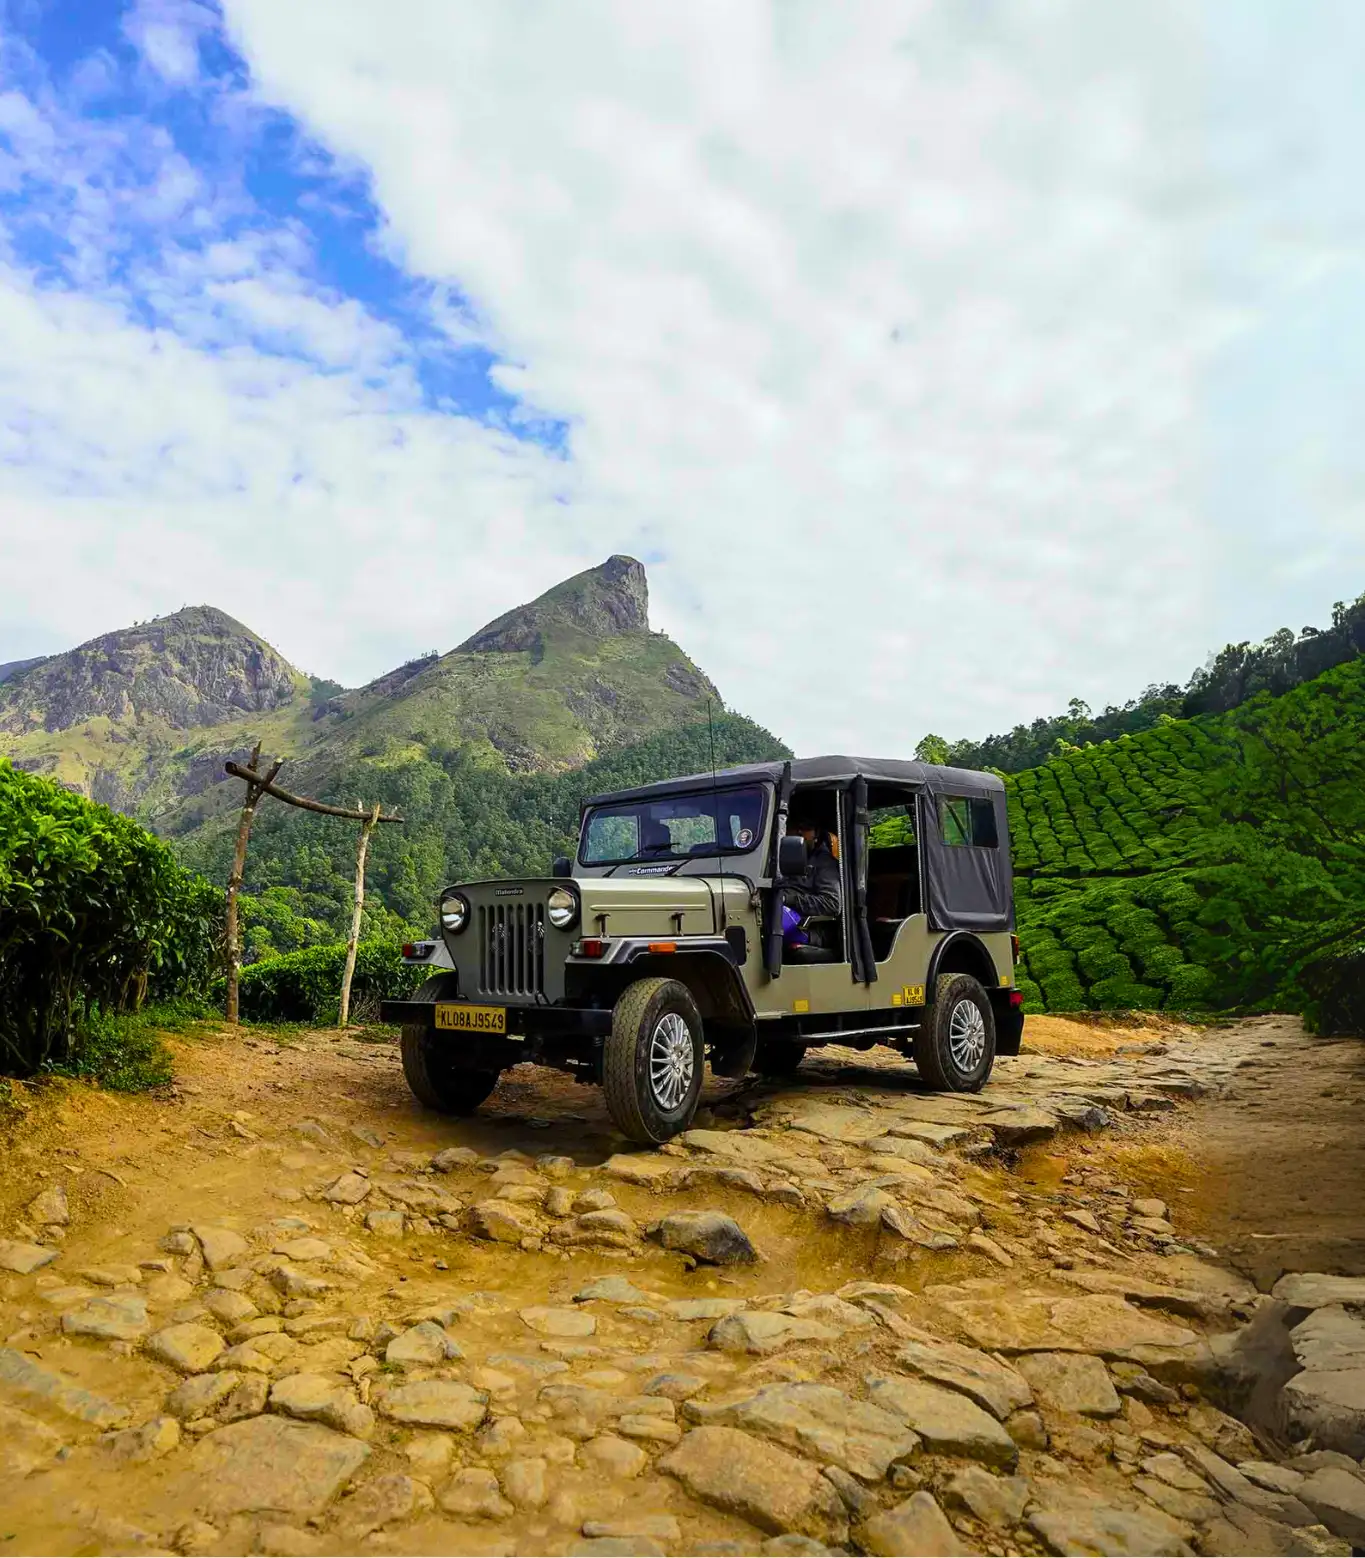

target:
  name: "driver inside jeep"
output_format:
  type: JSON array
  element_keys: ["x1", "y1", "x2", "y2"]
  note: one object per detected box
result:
[{"x1": 779, "y1": 808, "x2": 842, "y2": 954}]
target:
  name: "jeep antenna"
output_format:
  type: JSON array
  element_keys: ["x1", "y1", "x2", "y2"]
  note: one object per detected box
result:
[{"x1": 707, "y1": 698, "x2": 726, "y2": 931}]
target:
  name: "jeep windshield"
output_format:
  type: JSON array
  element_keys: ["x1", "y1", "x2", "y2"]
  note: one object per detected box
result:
[{"x1": 579, "y1": 785, "x2": 767, "y2": 866}]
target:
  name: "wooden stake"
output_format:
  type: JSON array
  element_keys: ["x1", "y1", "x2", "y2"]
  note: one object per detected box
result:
[
  {"x1": 339, "y1": 802, "x2": 381, "y2": 1029},
  {"x1": 223, "y1": 742, "x2": 283, "y2": 1024}
]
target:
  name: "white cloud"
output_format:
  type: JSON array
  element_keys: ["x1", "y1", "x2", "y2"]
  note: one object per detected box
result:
[{"x1": 2, "y1": 1, "x2": 1364, "y2": 759}]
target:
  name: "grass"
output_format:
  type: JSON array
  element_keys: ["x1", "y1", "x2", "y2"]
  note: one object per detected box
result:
[{"x1": 47, "y1": 997, "x2": 216, "y2": 1093}]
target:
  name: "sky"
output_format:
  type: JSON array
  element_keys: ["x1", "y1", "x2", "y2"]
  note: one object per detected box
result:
[{"x1": 1, "y1": 0, "x2": 1363, "y2": 755}]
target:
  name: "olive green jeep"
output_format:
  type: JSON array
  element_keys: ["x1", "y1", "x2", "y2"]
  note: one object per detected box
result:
[{"x1": 381, "y1": 756, "x2": 1024, "y2": 1143}]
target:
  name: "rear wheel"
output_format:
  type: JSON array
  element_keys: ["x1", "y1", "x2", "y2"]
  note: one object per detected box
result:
[
  {"x1": 400, "y1": 976, "x2": 502, "y2": 1115},
  {"x1": 913, "y1": 973, "x2": 996, "y2": 1092},
  {"x1": 603, "y1": 977, "x2": 705, "y2": 1144}
]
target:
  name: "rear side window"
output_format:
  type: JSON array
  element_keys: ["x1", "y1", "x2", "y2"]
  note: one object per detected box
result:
[{"x1": 939, "y1": 795, "x2": 998, "y2": 848}]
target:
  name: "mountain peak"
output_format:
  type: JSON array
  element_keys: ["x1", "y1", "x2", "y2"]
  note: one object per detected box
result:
[
  {"x1": 458, "y1": 555, "x2": 650, "y2": 654},
  {"x1": 0, "y1": 603, "x2": 301, "y2": 737}
]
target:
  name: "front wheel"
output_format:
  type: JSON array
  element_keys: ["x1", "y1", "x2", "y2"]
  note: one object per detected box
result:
[
  {"x1": 603, "y1": 978, "x2": 705, "y2": 1144},
  {"x1": 400, "y1": 976, "x2": 501, "y2": 1115},
  {"x1": 913, "y1": 973, "x2": 996, "y2": 1092}
]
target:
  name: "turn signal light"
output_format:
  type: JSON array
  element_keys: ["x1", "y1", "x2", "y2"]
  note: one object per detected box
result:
[
  {"x1": 647, "y1": 941, "x2": 677, "y2": 954},
  {"x1": 578, "y1": 938, "x2": 607, "y2": 958},
  {"x1": 1010, "y1": 934, "x2": 1020, "y2": 963}
]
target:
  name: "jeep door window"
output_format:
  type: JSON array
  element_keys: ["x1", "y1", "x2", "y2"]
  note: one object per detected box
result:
[
  {"x1": 938, "y1": 795, "x2": 998, "y2": 848},
  {"x1": 580, "y1": 786, "x2": 767, "y2": 865}
]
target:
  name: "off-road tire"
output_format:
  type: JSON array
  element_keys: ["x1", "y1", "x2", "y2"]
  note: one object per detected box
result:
[
  {"x1": 400, "y1": 976, "x2": 501, "y2": 1115},
  {"x1": 913, "y1": 972, "x2": 996, "y2": 1092},
  {"x1": 756, "y1": 1041, "x2": 808, "y2": 1077},
  {"x1": 604, "y1": 977, "x2": 705, "y2": 1144}
]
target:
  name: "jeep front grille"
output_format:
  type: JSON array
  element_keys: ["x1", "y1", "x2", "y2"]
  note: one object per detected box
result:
[{"x1": 476, "y1": 902, "x2": 546, "y2": 998}]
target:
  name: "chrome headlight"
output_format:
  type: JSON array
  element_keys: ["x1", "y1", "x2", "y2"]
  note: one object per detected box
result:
[
  {"x1": 547, "y1": 886, "x2": 579, "y2": 930},
  {"x1": 440, "y1": 893, "x2": 470, "y2": 934}
]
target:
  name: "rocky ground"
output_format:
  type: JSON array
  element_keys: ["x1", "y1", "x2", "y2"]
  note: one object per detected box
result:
[{"x1": 0, "y1": 1012, "x2": 1363, "y2": 1557}]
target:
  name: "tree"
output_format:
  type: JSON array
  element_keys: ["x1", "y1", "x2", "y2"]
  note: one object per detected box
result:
[{"x1": 914, "y1": 734, "x2": 950, "y2": 765}]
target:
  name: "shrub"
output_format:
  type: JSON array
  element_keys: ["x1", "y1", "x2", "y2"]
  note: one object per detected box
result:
[
  {"x1": 1299, "y1": 946, "x2": 1365, "y2": 1037},
  {"x1": 0, "y1": 760, "x2": 223, "y2": 1078},
  {"x1": 232, "y1": 939, "x2": 428, "y2": 1025}
]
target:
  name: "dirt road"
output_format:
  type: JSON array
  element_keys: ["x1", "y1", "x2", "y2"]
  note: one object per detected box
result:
[{"x1": 0, "y1": 1013, "x2": 1362, "y2": 1556}]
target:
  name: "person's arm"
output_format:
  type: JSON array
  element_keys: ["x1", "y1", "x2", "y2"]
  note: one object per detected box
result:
[{"x1": 780, "y1": 849, "x2": 841, "y2": 920}]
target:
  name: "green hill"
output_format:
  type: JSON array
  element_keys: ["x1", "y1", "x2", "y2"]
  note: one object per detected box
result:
[{"x1": 1009, "y1": 658, "x2": 1365, "y2": 1019}]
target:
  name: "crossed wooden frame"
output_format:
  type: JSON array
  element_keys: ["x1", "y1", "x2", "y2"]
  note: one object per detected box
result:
[{"x1": 223, "y1": 743, "x2": 403, "y2": 1028}]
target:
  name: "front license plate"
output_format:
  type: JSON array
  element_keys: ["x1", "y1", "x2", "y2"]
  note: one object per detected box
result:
[{"x1": 435, "y1": 1003, "x2": 508, "y2": 1035}]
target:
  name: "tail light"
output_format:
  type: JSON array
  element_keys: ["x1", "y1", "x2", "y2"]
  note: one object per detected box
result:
[{"x1": 1009, "y1": 989, "x2": 1024, "y2": 1008}]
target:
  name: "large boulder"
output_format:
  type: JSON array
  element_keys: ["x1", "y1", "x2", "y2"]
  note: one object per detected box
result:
[{"x1": 651, "y1": 1210, "x2": 758, "y2": 1266}]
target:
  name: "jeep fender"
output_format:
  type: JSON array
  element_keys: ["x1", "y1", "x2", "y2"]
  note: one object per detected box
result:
[{"x1": 622, "y1": 948, "x2": 757, "y2": 1076}]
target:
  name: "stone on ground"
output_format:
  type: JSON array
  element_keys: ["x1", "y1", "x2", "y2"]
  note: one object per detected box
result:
[
  {"x1": 1016, "y1": 1351, "x2": 1122, "y2": 1417},
  {"x1": 105, "y1": 1415, "x2": 181, "y2": 1464},
  {"x1": 375, "y1": 1379, "x2": 488, "y2": 1431},
  {"x1": 579, "y1": 1435, "x2": 648, "y2": 1479},
  {"x1": 1299, "y1": 1467, "x2": 1365, "y2": 1548},
  {"x1": 652, "y1": 1210, "x2": 758, "y2": 1265},
  {"x1": 0, "y1": 1239, "x2": 60, "y2": 1274},
  {"x1": 859, "y1": 1491, "x2": 964, "y2": 1556},
  {"x1": 192, "y1": 1225, "x2": 249, "y2": 1271},
  {"x1": 439, "y1": 1465, "x2": 514, "y2": 1519},
  {"x1": 706, "y1": 1381, "x2": 920, "y2": 1481},
  {"x1": 520, "y1": 1305, "x2": 596, "y2": 1337},
  {"x1": 1273, "y1": 1274, "x2": 1365, "y2": 1310},
  {"x1": 187, "y1": 1415, "x2": 371, "y2": 1518},
  {"x1": 659, "y1": 1426, "x2": 848, "y2": 1544},
  {"x1": 336, "y1": 1474, "x2": 433, "y2": 1537},
  {"x1": 146, "y1": 1323, "x2": 225, "y2": 1373},
  {"x1": 708, "y1": 1311, "x2": 840, "y2": 1355},
  {"x1": 894, "y1": 1337, "x2": 1034, "y2": 1420},
  {"x1": 943, "y1": 1465, "x2": 1031, "y2": 1528},
  {"x1": 385, "y1": 1320, "x2": 462, "y2": 1366},
  {"x1": 1026, "y1": 1490, "x2": 1194, "y2": 1556},
  {"x1": 166, "y1": 1371, "x2": 241, "y2": 1420},
  {"x1": 865, "y1": 1374, "x2": 1019, "y2": 1469},
  {"x1": 27, "y1": 1185, "x2": 70, "y2": 1226},
  {"x1": 469, "y1": 1199, "x2": 543, "y2": 1244},
  {"x1": 61, "y1": 1294, "x2": 149, "y2": 1341}
]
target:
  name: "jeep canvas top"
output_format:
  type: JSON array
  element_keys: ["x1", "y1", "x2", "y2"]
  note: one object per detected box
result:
[{"x1": 381, "y1": 755, "x2": 1024, "y2": 1142}]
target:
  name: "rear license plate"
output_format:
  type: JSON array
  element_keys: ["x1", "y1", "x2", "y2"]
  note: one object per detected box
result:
[{"x1": 435, "y1": 1003, "x2": 508, "y2": 1035}]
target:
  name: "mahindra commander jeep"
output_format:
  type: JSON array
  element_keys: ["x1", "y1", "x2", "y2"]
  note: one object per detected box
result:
[{"x1": 381, "y1": 756, "x2": 1024, "y2": 1143}]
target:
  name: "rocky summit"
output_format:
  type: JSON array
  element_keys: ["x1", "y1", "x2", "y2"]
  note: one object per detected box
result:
[
  {"x1": 0, "y1": 1010, "x2": 1362, "y2": 1555},
  {"x1": 0, "y1": 555, "x2": 752, "y2": 831}
]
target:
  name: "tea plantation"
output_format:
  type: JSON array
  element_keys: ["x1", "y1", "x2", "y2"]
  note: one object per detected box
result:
[{"x1": 1007, "y1": 659, "x2": 1365, "y2": 1022}]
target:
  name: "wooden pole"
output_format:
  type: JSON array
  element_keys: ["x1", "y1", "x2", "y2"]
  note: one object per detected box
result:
[
  {"x1": 338, "y1": 803, "x2": 381, "y2": 1029},
  {"x1": 223, "y1": 743, "x2": 284, "y2": 1024}
]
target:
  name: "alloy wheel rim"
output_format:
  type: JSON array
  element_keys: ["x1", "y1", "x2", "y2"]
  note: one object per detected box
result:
[
  {"x1": 649, "y1": 1011, "x2": 694, "y2": 1112},
  {"x1": 947, "y1": 998, "x2": 986, "y2": 1072}
]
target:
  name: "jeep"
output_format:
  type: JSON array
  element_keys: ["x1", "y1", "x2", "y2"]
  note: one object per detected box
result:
[{"x1": 380, "y1": 756, "x2": 1024, "y2": 1142}]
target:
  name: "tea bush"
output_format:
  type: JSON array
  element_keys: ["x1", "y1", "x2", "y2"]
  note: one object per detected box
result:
[
  {"x1": 232, "y1": 939, "x2": 427, "y2": 1025},
  {"x1": 0, "y1": 759, "x2": 222, "y2": 1077}
]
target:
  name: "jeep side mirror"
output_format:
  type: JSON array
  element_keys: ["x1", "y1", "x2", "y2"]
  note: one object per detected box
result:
[
  {"x1": 551, "y1": 855, "x2": 572, "y2": 878},
  {"x1": 777, "y1": 834, "x2": 808, "y2": 878}
]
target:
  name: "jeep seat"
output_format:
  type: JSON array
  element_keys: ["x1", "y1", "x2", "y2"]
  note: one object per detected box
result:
[{"x1": 784, "y1": 942, "x2": 838, "y2": 964}]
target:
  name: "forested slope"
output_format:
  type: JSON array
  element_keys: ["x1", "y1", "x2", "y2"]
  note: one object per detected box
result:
[
  {"x1": 173, "y1": 711, "x2": 790, "y2": 957},
  {"x1": 1009, "y1": 659, "x2": 1365, "y2": 1020}
]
